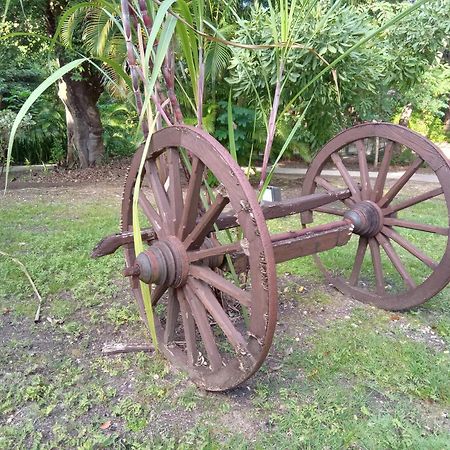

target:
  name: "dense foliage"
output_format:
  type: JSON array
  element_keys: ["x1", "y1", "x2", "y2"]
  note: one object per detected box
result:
[{"x1": 1, "y1": 0, "x2": 449, "y2": 166}]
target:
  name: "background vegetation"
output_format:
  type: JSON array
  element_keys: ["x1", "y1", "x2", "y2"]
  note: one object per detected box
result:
[{"x1": 1, "y1": 0, "x2": 449, "y2": 167}]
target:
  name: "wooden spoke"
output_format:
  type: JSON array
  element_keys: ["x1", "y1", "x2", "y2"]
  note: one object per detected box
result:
[
  {"x1": 371, "y1": 141, "x2": 394, "y2": 202},
  {"x1": 356, "y1": 139, "x2": 371, "y2": 200},
  {"x1": 314, "y1": 206, "x2": 346, "y2": 216},
  {"x1": 189, "y1": 265, "x2": 251, "y2": 307},
  {"x1": 315, "y1": 176, "x2": 355, "y2": 208},
  {"x1": 184, "y1": 194, "x2": 229, "y2": 250},
  {"x1": 349, "y1": 237, "x2": 368, "y2": 286},
  {"x1": 383, "y1": 187, "x2": 444, "y2": 216},
  {"x1": 177, "y1": 289, "x2": 198, "y2": 366},
  {"x1": 164, "y1": 288, "x2": 180, "y2": 344},
  {"x1": 145, "y1": 159, "x2": 174, "y2": 233},
  {"x1": 189, "y1": 278, "x2": 248, "y2": 354},
  {"x1": 178, "y1": 157, "x2": 205, "y2": 240},
  {"x1": 376, "y1": 234, "x2": 416, "y2": 290},
  {"x1": 330, "y1": 153, "x2": 362, "y2": 202},
  {"x1": 368, "y1": 238, "x2": 385, "y2": 295},
  {"x1": 167, "y1": 148, "x2": 184, "y2": 230},
  {"x1": 138, "y1": 192, "x2": 164, "y2": 235},
  {"x1": 383, "y1": 217, "x2": 448, "y2": 236},
  {"x1": 382, "y1": 226, "x2": 437, "y2": 269},
  {"x1": 183, "y1": 284, "x2": 223, "y2": 371},
  {"x1": 188, "y1": 241, "x2": 241, "y2": 263},
  {"x1": 151, "y1": 282, "x2": 168, "y2": 306},
  {"x1": 378, "y1": 157, "x2": 423, "y2": 208}
]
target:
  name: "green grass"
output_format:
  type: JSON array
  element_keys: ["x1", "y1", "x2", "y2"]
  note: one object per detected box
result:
[{"x1": 1, "y1": 187, "x2": 449, "y2": 448}]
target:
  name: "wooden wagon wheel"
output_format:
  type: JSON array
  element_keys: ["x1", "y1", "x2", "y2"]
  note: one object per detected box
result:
[
  {"x1": 302, "y1": 123, "x2": 450, "y2": 310},
  {"x1": 121, "y1": 125, "x2": 277, "y2": 391}
]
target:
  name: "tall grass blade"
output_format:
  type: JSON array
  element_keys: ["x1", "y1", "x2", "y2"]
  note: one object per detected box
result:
[{"x1": 227, "y1": 90, "x2": 237, "y2": 161}]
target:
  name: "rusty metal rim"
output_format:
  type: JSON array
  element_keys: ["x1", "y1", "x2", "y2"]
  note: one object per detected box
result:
[
  {"x1": 121, "y1": 125, "x2": 278, "y2": 391},
  {"x1": 302, "y1": 122, "x2": 450, "y2": 311}
]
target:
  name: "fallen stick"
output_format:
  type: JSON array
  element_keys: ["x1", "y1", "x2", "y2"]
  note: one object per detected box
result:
[
  {"x1": 102, "y1": 343, "x2": 154, "y2": 355},
  {"x1": 0, "y1": 251, "x2": 43, "y2": 322}
]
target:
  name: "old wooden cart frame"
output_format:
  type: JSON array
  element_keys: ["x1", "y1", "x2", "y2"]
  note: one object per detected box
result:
[{"x1": 94, "y1": 122, "x2": 450, "y2": 391}]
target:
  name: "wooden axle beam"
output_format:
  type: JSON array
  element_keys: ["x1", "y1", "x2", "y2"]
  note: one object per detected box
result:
[{"x1": 92, "y1": 189, "x2": 352, "y2": 258}]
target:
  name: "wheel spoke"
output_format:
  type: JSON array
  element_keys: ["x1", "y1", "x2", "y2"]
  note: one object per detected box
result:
[
  {"x1": 189, "y1": 278, "x2": 248, "y2": 354},
  {"x1": 371, "y1": 140, "x2": 394, "y2": 202},
  {"x1": 167, "y1": 148, "x2": 184, "y2": 230},
  {"x1": 178, "y1": 157, "x2": 205, "y2": 240},
  {"x1": 382, "y1": 226, "x2": 437, "y2": 269},
  {"x1": 138, "y1": 192, "x2": 164, "y2": 235},
  {"x1": 189, "y1": 265, "x2": 251, "y2": 307},
  {"x1": 184, "y1": 193, "x2": 229, "y2": 250},
  {"x1": 349, "y1": 237, "x2": 368, "y2": 286},
  {"x1": 177, "y1": 289, "x2": 198, "y2": 366},
  {"x1": 183, "y1": 284, "x2": 222, "y2": 371},
  {"x1": 145, "y1": 159, "x2": 174, "y2": 233},
  {"x1": 376, "y1": 234, "x2": 416, "y2": 290},
  {"x1": 383, "y1": 187, "x2": 443, "y2": 216},
  {"x1": 315, "y1": 176, "x2": 355, "y2": 208},
  {"x1": 356, "y1": 139, "x2": 371, "y2": 200},
  {"x1": 151, "y1": 282, "x2": 168, "y2": 306},
  {"x1": 330, "y1": 153, "x2": 362, "y2": 202},
  {"x1": 188, "y1": 241, "x2": 241, "y2": 263},
  {"x1": 164, "y1": 288, "x2": 180, "y2": 344},
  {"x1": 383, "y1": 217, "x2": 448, "y2": 236},
  {"x1": 378, "y1": 157, "x2": 423, "y2": 208},
  {"x1": 368, "y1": 238, "x2": 385, "y2": 295}
]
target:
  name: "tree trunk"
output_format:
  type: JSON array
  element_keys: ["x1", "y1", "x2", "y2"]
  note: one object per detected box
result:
[
  {"x1": 58, "y1": 72, "x2": 104, "y2": 168},
  {"x1": 399, "y1": 103, "x2": 413, "y2": 128},
  {"x1": 444, "y1": 99, "x2": 450, "y2": 133}
]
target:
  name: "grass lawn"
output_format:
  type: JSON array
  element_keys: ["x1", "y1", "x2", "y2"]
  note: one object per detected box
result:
[{"x1": 0, "y1": 182, "x2": 449, "y2": 449}]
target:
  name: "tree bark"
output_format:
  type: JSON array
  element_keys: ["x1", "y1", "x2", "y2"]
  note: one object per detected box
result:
[
  {"x1": 57, "y1": 67, "x2": 104, "y2": 168},
  {"x1": 399, "y1": 103, "x2": 413, "y2": 128},
  {"x1": 444, "y1": 99, "x2": 450, "y2": 133}
]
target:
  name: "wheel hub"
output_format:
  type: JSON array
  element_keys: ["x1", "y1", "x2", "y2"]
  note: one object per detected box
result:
[
  {"x1": 344, "y1": 200, "x2": 383, "y2": 237},
  {"x1": 125, "y1": 237, "x2": 223, "y2": 287}
]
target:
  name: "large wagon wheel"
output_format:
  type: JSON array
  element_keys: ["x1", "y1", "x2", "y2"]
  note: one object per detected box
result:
[
  {"x1": 121, "y1": 125, "x2": 277, "y2": 391},
  {"x1": 302, "y1": 123, "x2": 450, "y2": 310}
]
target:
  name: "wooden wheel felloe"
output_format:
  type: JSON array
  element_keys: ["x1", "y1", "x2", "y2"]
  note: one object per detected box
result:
[
  {"x1": 302, "y1": 122, "x2": 450, "y2": 311},
  {"x1": 121, "y1": 125, "x2": 277, "y2": 391}
]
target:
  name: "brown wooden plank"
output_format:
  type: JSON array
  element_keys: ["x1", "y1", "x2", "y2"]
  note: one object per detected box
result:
[
  {"x1": 184, "y1": 194, "x2": 229, "y2": 250},
  {"x1": 145, "y1": 159, "x2": 175, "y2": 234},
  {"x1": 383, "y1": 217, "x2": 448, "y2": 236},
  {"x1": 368, "y1": 238, "x2": 385, "y2": 295},
  {"x1": 178, "y1": 157, "x2": 205, "y2": 240},
  {"x1": 330, "y1": 153, "x2": 362, "y2": 201},
  {"x1": 356, "y1": 139, "x2": 371, "y2": 200},
  {"x1": 189, "y1": 265, "x2": 251, "y2": 307},
  {"x1": 139, "y1": 192, "x2": 164, "y2": 235},
  {"x1": 177, "y1": 288, "x2": 197, "y2": 366},
  {"x1": 189, "y1": 278, "x2": 248, "y2": 354},
  {"x1": 378, "y1": 157, "x2": 423, "y2": 208},
  {"x1": 383, "y1": 187, "x2": 443, "y2": 216},
  {"x1": 349, "y1": 237, "x2": 368, "y2": 286},
  {"x1": 381, "y1": 226, "x2": 437, "y2": 269},
  {"x1": 376, "y1": 234, "x2": 416, "y2": 290},
  {"x1": 371, "y1": 140, "x2": 394, "y2": 202},
  {"x1": 167, "y1": 148, "x2": 184, "y2": 231},
  {"x1": 183, "y1": 284, "x2": 222, "y2": 371},
  {"x1": 315, "y1": 176, "x2": 355, "y2": 208},
  {"x1": 164, "y1": 288, "x2": 180, "y2": 344}
]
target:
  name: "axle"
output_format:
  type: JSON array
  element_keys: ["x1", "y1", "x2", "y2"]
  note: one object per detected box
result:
[{"x1": 92, "y1": 188, "x2": 352, "y2": 258}]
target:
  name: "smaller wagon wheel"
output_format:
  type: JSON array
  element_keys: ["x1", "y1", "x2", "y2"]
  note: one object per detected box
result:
[
  {"x1": 302, "y1": 123, "x2": 450, "y2": 310},
  {"x1": 121, "y1": 125, "x2": 277, "y2": 391}
]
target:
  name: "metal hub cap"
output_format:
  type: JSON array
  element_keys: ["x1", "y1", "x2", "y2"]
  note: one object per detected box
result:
[{"x1": 344, "y1": 200, "x2": 383, "y2": 237}]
